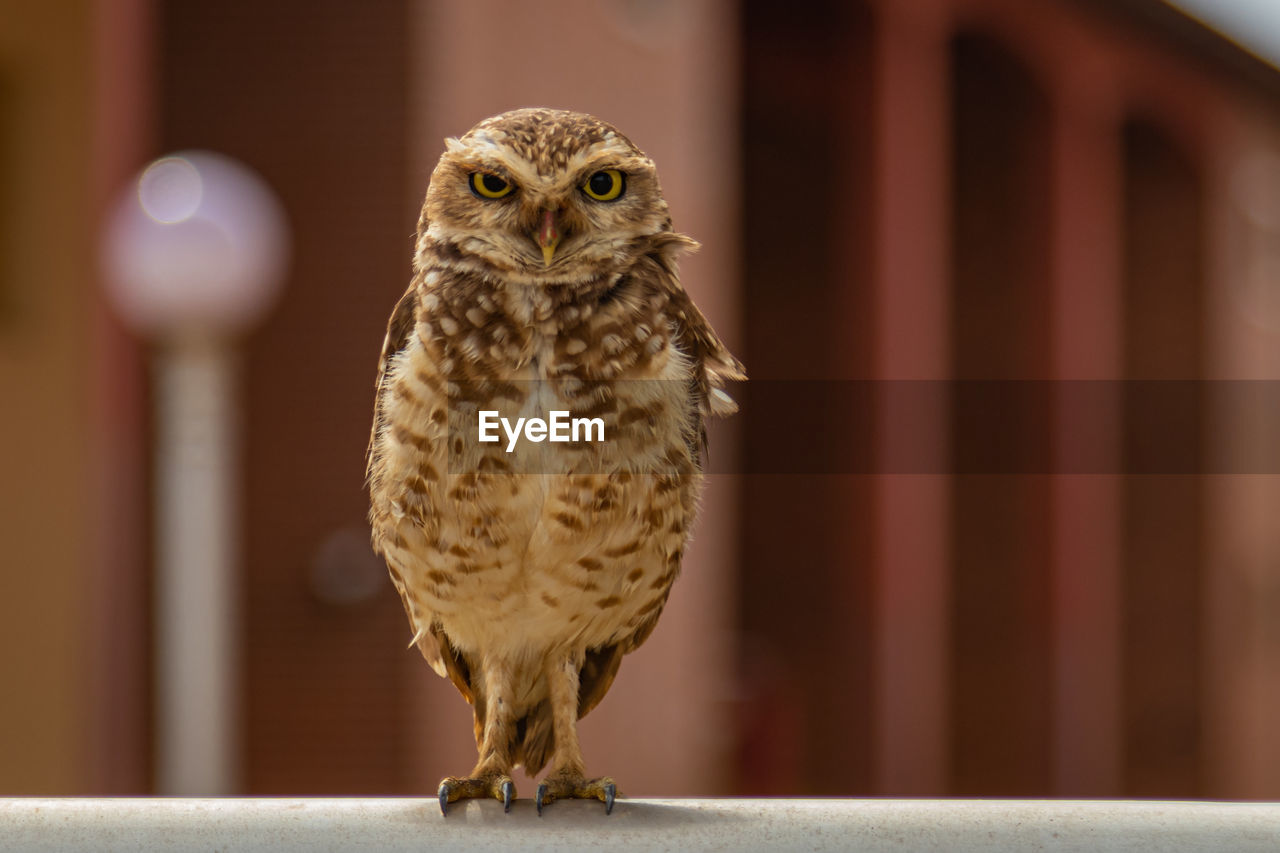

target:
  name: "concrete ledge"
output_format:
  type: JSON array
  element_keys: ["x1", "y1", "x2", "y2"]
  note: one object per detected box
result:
[{"x1": 2, "y1": 798, "x2": 1278, "y2": 852}]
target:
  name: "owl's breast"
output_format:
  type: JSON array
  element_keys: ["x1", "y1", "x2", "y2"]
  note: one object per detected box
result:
[{"x1": 370, "y1": 284, "x2": 703, "y2": 659}]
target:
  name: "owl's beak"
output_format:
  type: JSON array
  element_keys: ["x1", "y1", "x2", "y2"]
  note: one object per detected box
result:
[{"x1": 536, "y1": 209, "x2": 561, "y2": 266}]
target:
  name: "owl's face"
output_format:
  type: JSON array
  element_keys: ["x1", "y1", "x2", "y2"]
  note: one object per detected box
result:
[{"x1": 419, "y1": 108, "x2": 673, "y2": 284}]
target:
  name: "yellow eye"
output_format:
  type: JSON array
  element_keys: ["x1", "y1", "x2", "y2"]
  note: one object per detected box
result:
[
  {"x1": 582, "y1": 169, "x2": 625, "y2": 201},
  {"x1": 470, "y1": 172, "x2": 513, "y2": 199}
]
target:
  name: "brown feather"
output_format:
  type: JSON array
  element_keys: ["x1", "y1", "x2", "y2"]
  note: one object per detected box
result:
[
  {"x1": 577, "y1": 644, "x2": 627, "y2": 719},
  {"x1": 365, "y1": 282, "x2": 420, "y2": 481},
  {"x1": 513, "y1": 643, "x2": 626, "y2": 775},
  {"x1": 430, "y1": 628, "x2": 474, "y2": 706},
  {"x1": 514, "y1": 700, "x2": 554, "y2": 775}
]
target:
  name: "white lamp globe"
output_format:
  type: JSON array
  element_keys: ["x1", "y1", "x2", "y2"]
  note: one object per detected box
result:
[{"x1": 102, "y1": 151, "x2": 290, "y2": 337}]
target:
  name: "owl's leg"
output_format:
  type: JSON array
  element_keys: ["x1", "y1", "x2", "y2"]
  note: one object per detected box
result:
[
  {"x1": 535, "y1": 656, "x2": 617, "y2": 815},
  {"x1": 437, "y1": 660, "x2": 517, "y2": 816}
]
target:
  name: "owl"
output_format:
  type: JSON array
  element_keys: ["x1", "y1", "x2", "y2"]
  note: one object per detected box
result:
[{"x1": 367, "y1": 108, "x2": 743, "y2": 815}]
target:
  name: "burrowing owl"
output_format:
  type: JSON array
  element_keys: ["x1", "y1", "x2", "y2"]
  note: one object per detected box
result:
[{"x1": 367, "y1": 108, "x2": 743, "y2": 815}]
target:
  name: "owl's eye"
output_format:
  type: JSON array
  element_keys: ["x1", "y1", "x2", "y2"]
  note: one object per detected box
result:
[
  {"x1": 470, "y1": 172, "x2": 514, "y2": 199},
  {"x1": 582, "y1": 170, "x2": 625, "y2": 202}
]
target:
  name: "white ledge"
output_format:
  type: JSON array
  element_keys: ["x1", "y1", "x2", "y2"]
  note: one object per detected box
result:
[{"x1": 2, "y1": 798, "x2": 1279, "y2": 852}]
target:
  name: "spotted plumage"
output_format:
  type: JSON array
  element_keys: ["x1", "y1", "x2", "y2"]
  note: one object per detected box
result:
[{"x1": 367, "y1": 108, "x2": 743, "y2": 814}]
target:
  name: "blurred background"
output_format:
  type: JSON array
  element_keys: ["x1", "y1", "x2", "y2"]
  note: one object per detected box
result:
[{"x1": 3, "y1": 0, "x2": 1280, "y2": 800}]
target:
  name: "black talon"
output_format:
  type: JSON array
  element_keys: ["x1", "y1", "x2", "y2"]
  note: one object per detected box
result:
[
  {"x1": 438, "y1": 781, "x2": 451, "y2": 817},
  {"x1": 501, "y1": 779, "x2": 514, "y2": 813},
  {"x1": 604, "y1": 782, "x2": 616, "y2": 815},
  {"x1": 535, "y1": 783, "x2": 548, "y2": 816}
]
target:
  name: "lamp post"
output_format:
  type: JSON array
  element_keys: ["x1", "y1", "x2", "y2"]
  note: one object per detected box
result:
[{"x1": 102, "y1": 152, "x2": 289, "y2": 794}]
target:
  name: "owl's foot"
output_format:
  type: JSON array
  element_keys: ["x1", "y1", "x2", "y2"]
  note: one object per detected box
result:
[
  {"x1": 437, "y1": 774, "x2": 516, "y2": 816},
  {"x1": 535, "y1": 773, "x2": 618, "y2": 816}
]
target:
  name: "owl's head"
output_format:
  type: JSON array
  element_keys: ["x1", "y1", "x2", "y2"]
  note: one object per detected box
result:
[{"x1": 419, "y1": 108, "x2": 675, "y2": 284}]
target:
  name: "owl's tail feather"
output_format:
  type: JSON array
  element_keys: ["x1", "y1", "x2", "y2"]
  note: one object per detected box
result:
[
  {"x1": 514, "y1": 701, "x2": 555, "y2": 776},
  {"x1": 511, "y1": 644, "x2": 627, "y2": 775}
]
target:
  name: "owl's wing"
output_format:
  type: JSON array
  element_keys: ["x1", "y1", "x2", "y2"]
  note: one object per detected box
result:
[
  {"x1": 647, "y1": 232, "x2": 746, "y2": 460},
  {"x1": 576, "y1": 592, "x2": 670, "y2": 713},
  {"x1": 649, "y1": 232, "x2": 746, "y2": 406},
  {"x1": 389, "y1": 563, "x2": 469, "y2": 692},
  {"x1": 367, "y1": 281, "x2": 465, "y2": 689},
  {"x1": 577, "y1": 643, "x2": 626, "y2": 719},
  {"x1": 423, "y1": 625, "x2": 474, "y2": 704},
  {"x1": 365, "y1": 281, "x2": 420, "y2": 479}
]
